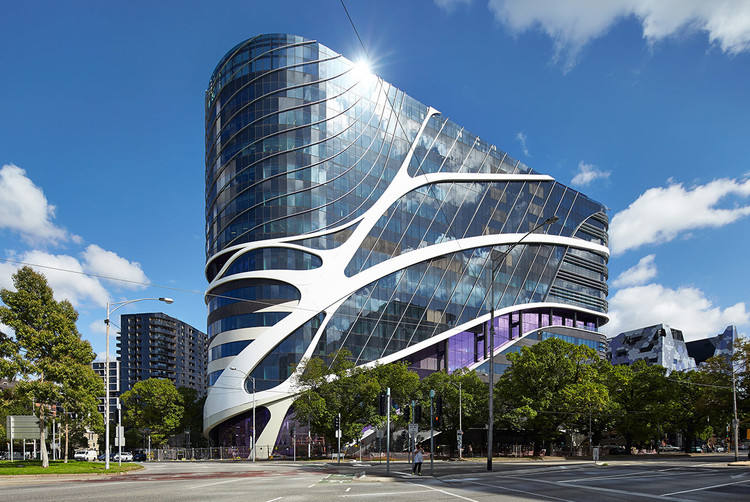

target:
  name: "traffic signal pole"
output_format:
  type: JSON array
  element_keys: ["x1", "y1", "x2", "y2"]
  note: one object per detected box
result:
[
  {"x1": 430, "y1": 390, "x2": 434, "y2": 476},
  {"x1": 386, "y1": 388, "x2": 391, "y2": 476}
]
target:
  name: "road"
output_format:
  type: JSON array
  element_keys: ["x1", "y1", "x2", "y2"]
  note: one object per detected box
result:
[{"x1": 1, "y1": 455, "x2": 749, "y2": 501}]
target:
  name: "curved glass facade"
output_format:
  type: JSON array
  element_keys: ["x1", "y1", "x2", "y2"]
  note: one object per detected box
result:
[{"x1": 204, "y1": 34, "x2": 609, "y2": 450}]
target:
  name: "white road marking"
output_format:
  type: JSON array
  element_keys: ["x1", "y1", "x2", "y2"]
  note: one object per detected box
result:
[
  {"x1": 662, "y1": 477, "x2": 750, "y2": 496},
  {"x1": 345, "y1": 487, "x2": 351, "y2": 492},
  {"x1": 265, "y1": 497, "x2": 282, "y2": 502},
  {"x1": 414, "y1": 482, "x2": 479, "y2": 502},
  {"x1": 462, "y1": 479, "x2": 575, "y2": 502},
  {"x1": 189, "y1": 478, "x2": 243, "y2": 489}
]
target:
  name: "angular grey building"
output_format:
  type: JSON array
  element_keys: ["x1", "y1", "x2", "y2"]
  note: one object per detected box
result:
[
  {"x1": 118, "y1": 312, "x2": 208, "y2": 395},
  {"x1": 607, "y1": 324, "x2": 696, "y2": 372},
  {"x1": 203, "y1": 34, "x2": 610, "y2": 450}
]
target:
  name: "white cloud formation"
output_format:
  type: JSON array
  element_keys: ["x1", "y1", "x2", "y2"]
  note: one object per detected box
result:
[
  {"x1": 516, "y1": 132, "x2": 530, "y2": 156},
  {"x1": 13, "y1": 250, "x2": 110, "y2": 308},
  {"x1": 605, "y1": 283, "x2": 749, "y2": 340},
  {"x1": 612, "y1": 254, "x2": 657, "y2": 288},
  {"x1": 82, "y1": 244, "x2": 149, "y2": 289},
  {"x1": 0, "y1": 164, "x2": 70, "y2": 245},
  {"x1": 571, "y1": 161, "x2": 611, "y2": 187},
  {"x1": 487, "y1": 0, "x2": 750, "y2": 69},
  {"x1": 609, "y1": 178, "x2": 750, "y2": 255},
  {"x1": 1, "y1": 245, "x2": 150, "y2": 310}
]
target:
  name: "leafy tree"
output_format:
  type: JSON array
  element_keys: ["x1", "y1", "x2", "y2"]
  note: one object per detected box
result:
[
  {"x1": 178, "y1": 386, "x2": 208, "y2": 447},
  {"x1": 417, "y1": 369, "x2": 487, "y2": 454},
  {"x1": 0, "y1": 267, "x2": 102, "y2": 467},
  {"x1": 121, "y1": 378, "x2": 183, "y2": 446},
  {"x1": 607, "y1": 360, "x2": 670, "y2": 453},
  {"x1": 495, "y1": 338, "x2": 609, "y2": 455},
  {"x1": 293, "y1": 349, "x2": 419, "y2": 447}
]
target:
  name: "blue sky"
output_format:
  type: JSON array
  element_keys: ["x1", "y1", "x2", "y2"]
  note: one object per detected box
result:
[{"x1": 1, "y1": 0, "x2": 749, "y2": 359}]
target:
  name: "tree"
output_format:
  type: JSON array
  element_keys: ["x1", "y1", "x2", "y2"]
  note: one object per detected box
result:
[
  {"x1": 417, "y1": 369, "x2": 487, "y2": 454},
  {"x1": 121, "y1": 378, "x2": 183, "y2": 447},
  {"x1": 293, "y1": 349, "x2": 419, "y2": 447},
  {"x1": 496, "y1": 338, "x2": 609, "y2": 455},
  {"x1": 178, "y1": 386, "x2": 208, "y2": 448},
  {"x1": 607, "y1": 360, "x2": 670, "y2": 453},
  {"x1": 0, "y1": 267, "x2": 103, "y2": 467}
]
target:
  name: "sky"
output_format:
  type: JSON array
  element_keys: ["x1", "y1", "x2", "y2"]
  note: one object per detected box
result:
[{"x1": 1, "y1": 0, "x2": 749, "y2": 360}]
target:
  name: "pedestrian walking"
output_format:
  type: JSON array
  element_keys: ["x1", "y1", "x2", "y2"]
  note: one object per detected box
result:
[{"x1": 412, "y1": 446, "x2": 423, "y2": 475}]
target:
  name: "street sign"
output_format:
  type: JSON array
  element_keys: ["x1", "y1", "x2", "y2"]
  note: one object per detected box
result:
[
  {"x1": 115, "y1": 425, "x2": 125, "y2": 447},
  {"x1": 408, "y1": 423, "x2": 418, "y2": 436},
  {"x1": 6, "y1": 416, "x2": 40, "y2": 440}
]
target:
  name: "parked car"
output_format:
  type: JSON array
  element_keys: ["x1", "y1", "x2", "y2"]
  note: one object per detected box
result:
[
  {"x1": 74, "y1": 449, "x2": 98, "y2": 461},
  {"x1": 113, "y1": 451, "x2": 133, "y2": 462},
  {"x1": 97, "y1": 452, "x2": 115, "y2": 461},
  {"x1": 133, "y1": 452, "x2": 147, "y2": 461},
  {"x1": 658, "y1": 445, "x2": 680, "y2": 452}
]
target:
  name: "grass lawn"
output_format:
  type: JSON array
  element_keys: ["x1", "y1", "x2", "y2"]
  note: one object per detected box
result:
[{"x1": 0, "y1": 460, "x2": 144, "y2": 475}]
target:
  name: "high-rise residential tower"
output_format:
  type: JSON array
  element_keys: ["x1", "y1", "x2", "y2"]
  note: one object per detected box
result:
[
  {"x1": 204, "y1": 34, "x2": 609, "y2": 450},
  {"x1": 118, "y1": 312, "x2": 208, "y2": 395}
]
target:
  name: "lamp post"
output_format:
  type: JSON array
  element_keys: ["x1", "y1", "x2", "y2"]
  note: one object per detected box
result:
[
  {"x1": 487, "y1": 216, "x2": 558, "y2": 471},
  {"x1": 732, "y1": 368, "x2": 739, "y2": 462},
  {"x1": 104, "y1": 297, "x2": 173, "y2": 470},
  {"x1": 229, "y1": 367, "x2": 255, "y2": 462}
]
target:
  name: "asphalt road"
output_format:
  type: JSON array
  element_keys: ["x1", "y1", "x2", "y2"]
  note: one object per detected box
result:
[{"x1": 1, "y1": 455, "x2": 749, "y2": 501}]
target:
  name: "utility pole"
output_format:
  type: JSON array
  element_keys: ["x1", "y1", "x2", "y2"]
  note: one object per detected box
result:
[{"x1": 386, "y1": 387, "x2": 391, "y2": 476}]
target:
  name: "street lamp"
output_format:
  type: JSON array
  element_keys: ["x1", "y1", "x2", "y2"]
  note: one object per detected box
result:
[
  {"x1": 229, "y1": 366, "x2": 256, "y2": 462},
  {"x1": 486, "y1": 216, "x2": 558, "y2": 471},
  {"x1": 104, "y1": 297, "x2": 173, "y2": 470}
]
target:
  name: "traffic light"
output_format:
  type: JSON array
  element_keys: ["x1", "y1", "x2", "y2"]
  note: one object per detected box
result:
[
  {"x1": 403, "y1": 405, "x2": 410, "y2": 422},
  {"x1": 413, "y1": 403, "x2": 422, "y2": 423},
  {"x1": 378, "y1": 393, "x2": 387, "y2": 415},
  {"x1": 432, "y1": 396, "x2": 443, "y2": 428},
  {"x1": 334, "y1": 415, "x2": 340, "y2": 430}
]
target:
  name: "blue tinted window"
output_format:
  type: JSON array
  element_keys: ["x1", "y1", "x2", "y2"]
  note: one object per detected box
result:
[{"x1": 210, "y1": 340, "x2": 253, "y2": 362}]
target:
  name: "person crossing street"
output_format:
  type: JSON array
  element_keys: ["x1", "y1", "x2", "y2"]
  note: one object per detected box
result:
[{"x1": 412, "y1": 446, "x2": 424, "y2": 475}]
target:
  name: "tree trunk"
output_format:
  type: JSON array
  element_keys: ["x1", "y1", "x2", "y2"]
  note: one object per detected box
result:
[
  {"x1": 625, "y1": 432, "x2": 633, "y2": 455},
  {"x1": 39, "y1": 414, "x2": 49, "y2": 468},
  {"x1": 64, "y1": 422, "x2": 69, "y2": 463}
]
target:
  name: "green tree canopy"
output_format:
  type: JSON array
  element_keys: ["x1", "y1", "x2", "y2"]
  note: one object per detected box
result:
[
  {"x1": 0, "y1": 267, "x2": 102, "y2": 467},
  {"x1": 293, "y1": 349, "x2": 419, "y2": 445},
  {"x1": 496, "y1": 338, "x2": 609, "y2": 455},
  {"x1": 121, "y1": 377, "x2": 183, "y2": 447}
]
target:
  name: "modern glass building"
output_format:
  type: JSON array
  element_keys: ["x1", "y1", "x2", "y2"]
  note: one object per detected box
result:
[{"x1": 203, "y1": 34, "x2": 610, "y2": 451}]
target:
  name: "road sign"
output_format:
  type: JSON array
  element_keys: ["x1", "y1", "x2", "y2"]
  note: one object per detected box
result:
[
  {"x1": 6, "y1": 416, "x2": 40, "y2": 440},
  {"x1": 408, "y1": 423, "x2": 418, "y2": 436}
]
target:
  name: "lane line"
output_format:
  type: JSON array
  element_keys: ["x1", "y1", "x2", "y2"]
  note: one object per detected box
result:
[
  {"x1": 462, "y1": 479, "x2": 574, "y2": 502},
  {"x1": 662, "y1": 478, "x2": 750, "y2": 496},
  {"x1": 189, "y1": 478, "x2": 243, "y2": 489},
  {"x1": 265, "y1": 497, "x2": 282, "y2": 502},
  {"x1": 342, "y1": 489, "x2": 439, "y2": 497},
  {"x1": 415, "y1": 482, "x2": 479, "y2": 502},
  {"x1": 503, "y1": 474, "x2": 681, "y2": 501}
]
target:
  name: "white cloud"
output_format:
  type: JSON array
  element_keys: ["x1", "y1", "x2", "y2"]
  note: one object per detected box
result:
[
  {"x1": 82, "y1": 244, "x2": 149, "y2": 289},
  {"x1": 609, "y1": 178, "x2": 750, "y2": 255},
  {"x1": 0, "y1": 164, "x2": 69, "y2": 245},
  {"x1": 571, "y1": 161, "x2": 611, "y2": 187},
  {"x1": 487, "y1": 0, "x2": 750, "y2": 70},
  {"x1": 435, "y1": 0, "x2": 472, "y2": 12},
  {"x1": 612, "y1": 254, "x2": 657, "y2": 288},
  {"x1": 605, "y1": 282, "x2": 749, "y2": 340},
  {"x1": 11, "y1": 250, "x2": 110, "y2": 308},
  {"x1": 516, "y1": 132, "x2": 530, "y2": 156}
]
